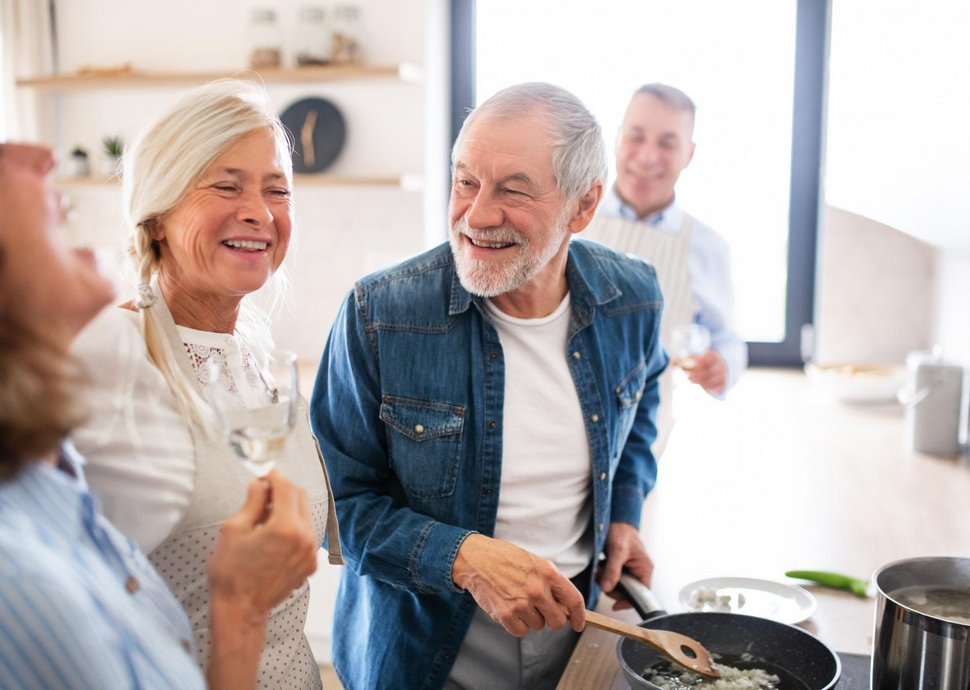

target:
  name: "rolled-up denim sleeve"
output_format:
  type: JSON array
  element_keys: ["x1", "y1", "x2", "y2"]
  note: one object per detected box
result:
[{"x1": 310, "y1": 288, "x2": 471, "y2": 594}]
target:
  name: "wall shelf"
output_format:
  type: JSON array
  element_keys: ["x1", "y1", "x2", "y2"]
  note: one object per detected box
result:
[
  {"x1": 17, "y1": 63, "x2": 424, "y2": 90},
  {"x1": 55, "y1": 173, "x2": 423, "y2": 190}
]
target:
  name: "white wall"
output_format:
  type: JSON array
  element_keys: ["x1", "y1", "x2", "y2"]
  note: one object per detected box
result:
[{"x1": 825, "y1": 0, "x2": 970, "y2": 252}]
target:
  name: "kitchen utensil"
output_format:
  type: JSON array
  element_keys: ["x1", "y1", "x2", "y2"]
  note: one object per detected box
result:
[
  {"x1": 616, "y1": 574, "x2": 841, "y2": 690},
  {"x1": 786, "y1": 569, "x2": 873, "y2": 598},
  {"x1": 871, "y1": 556, "x2": 970, "y2": 689},
  {"x1": 583, "y1": 609, "x2": 719, "y2": 679},
  {"x1": 680, "y1": 576, "x2": 817, "y2": 623}
]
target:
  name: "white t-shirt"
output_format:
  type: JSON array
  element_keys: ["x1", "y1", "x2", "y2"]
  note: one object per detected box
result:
[
  {"x1": 71, "y1": 307, "x2": 267, "y2": 553},
  {"x1": 483, "y1": 294, "x2": 593, "y2": 577}
]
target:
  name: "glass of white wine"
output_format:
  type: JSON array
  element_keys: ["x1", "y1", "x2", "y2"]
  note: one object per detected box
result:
[
  {"x1": 206, "y1": 349, "x2": 299, "y2": 477},
  {"x1": 670, "y1": 323, "x2": 711, "y2": 372}
]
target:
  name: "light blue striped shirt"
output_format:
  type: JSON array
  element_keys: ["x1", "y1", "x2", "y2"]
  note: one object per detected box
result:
[
  {"x1": 0, "y1": 443, "x2": 204, "y2": 690},
  {"x1": 598, "y1": 187, "x2": 748, "y2": 392}
]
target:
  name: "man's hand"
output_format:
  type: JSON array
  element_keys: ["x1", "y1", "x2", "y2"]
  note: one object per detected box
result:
[
  {"x1": 597, "y1": 523, "x2": 653, "y2": 612},
  {"x1": 452, "y1": 534, "x2": 586, "y2": 637},
  {"x1": 683, "y1": 348, "x2": 727, "y2": 395}
]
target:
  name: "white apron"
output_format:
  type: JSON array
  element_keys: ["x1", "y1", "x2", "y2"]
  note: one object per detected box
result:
[
  {"x1": 144, "y1": 286, "x2": 341, "y2": 690},
  {"x1": 583, "y1": 213, "x2": 695, "y2": 456}
]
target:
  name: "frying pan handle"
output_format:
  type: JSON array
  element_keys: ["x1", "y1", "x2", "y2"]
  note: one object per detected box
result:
[{"x1": 616, "y1": 572, "x2": 667, "y2": 621}]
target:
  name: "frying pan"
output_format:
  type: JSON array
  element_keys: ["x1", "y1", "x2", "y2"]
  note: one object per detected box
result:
[{"x1": 614, "y1": 575, "x2": 841, "y2": 689}]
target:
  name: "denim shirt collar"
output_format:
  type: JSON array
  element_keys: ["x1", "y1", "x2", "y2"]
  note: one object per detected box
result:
[{"x1": 447, "y1": 240, "x2": 622, "y2": 325}]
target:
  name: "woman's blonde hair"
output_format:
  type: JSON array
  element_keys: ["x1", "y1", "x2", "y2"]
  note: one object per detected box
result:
[{"x1": 123, "y1": 78, "x2": 293, "y2": 430}]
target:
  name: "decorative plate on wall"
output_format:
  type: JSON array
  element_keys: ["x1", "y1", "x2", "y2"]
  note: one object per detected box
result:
[{"x1": 279, "y1": 97, "x2": 347, "y2": 173}]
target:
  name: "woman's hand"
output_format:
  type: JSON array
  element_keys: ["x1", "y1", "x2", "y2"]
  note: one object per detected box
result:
[{"x1": 206, "y1": 471, "x2": 318, "y2": 689}]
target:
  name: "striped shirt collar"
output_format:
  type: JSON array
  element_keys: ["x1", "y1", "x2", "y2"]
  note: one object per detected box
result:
[{"x1": 601, "y1": 185, "x2": 685, "y2": 234}]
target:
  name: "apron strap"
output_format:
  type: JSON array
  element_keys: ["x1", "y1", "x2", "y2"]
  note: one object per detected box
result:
[{"x1": 309, "y1": 411, "x2": 344, "y2": 565}]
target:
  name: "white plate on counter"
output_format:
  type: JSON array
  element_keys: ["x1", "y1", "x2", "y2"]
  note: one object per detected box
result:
[{"x1": 678, "y1": 576, "x2": 817, "y2": 625}]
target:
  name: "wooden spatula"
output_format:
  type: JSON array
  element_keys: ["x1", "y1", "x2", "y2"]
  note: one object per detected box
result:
[{"x1": 583, "y1": 610, "x2": 720, "y2": 679}]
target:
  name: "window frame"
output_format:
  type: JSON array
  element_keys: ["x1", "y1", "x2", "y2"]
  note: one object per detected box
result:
[{"x1": 448, "y1": 0, "x2": 829, "y2": 367}]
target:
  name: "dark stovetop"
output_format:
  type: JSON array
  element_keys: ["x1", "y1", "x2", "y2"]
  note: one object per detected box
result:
[{"x1": 836, "y1": 652, "x2": 870, "y2": 689}]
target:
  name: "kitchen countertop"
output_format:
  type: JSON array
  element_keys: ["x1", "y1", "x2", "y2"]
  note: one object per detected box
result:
[{"x1": 556, "y1": 367, "x2": 970, "y2": 689}]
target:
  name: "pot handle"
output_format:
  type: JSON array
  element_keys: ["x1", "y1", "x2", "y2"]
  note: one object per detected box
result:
[{"x1": 616, "y1": 572, "x2": 667, "y2": 621}]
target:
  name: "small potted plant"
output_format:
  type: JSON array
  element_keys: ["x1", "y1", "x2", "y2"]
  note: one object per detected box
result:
[
  {"x1": 68, "y1": 146, "x2": 90, "y2": 177},
  {"x1": 100, "y1": 135, "x2": 124, "y2": 177}
]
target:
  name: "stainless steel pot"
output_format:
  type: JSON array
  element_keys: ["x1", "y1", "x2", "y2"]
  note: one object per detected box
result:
[{"x1": 872, "y1": 557, "x2": 970, "y2": 689}]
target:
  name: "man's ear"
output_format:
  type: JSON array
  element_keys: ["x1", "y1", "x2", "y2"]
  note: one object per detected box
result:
[{"x1": 568, "y1": 181, "x2": 604, "y2": 234}]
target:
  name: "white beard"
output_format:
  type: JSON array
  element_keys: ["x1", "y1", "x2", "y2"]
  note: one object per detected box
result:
[{"x1": 449, "y1": 214, "x2": 568, "y2": 298}]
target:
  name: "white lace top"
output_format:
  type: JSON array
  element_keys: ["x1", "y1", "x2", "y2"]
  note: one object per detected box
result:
[{"x1": 71, "y1": 307, "x2": 269, "y2": 553}]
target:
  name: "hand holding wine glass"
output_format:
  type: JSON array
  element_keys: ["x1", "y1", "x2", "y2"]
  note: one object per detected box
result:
[
  {"x1": 670, "y1": 323, "x2": 711, "y2": 372},
  {"x1": 206, "y1": 349, "x2": 300, "y2": 477}
]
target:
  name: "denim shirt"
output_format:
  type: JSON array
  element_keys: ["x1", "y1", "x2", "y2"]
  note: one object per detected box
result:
[{"x1": 310, "y1": 239, "x2": 667, "y2": 690}]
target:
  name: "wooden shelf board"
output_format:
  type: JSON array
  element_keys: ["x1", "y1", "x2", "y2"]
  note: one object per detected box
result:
[
  {"x1": 55, "y1": 174, "x2": 420, "y2": 190},
  {"x1": 17, "y1": 63, "x2": 422, "y2": 90}
]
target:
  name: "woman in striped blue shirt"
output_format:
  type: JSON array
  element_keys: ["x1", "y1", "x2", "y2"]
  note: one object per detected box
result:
[{"x1": 0, "y1": 142, "x2": 319, "y2": 690}]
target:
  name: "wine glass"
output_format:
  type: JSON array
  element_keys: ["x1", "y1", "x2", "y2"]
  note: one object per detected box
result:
[
  {"x1": 205, "y1": 349, "x2": 300, "y2": 477},
  {"x1": 670, "y1": 323, "x2": 711, "y2": 372}
]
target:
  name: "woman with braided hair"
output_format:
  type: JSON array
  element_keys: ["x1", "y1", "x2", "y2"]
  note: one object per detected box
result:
[{"x1": 70, "y1": 79, "x2": 341, "y2": 690}]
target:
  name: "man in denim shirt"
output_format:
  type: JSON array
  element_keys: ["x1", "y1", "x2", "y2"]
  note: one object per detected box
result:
[{"x1": 311, "y1": 83, "x2": 667, "y2": 690}]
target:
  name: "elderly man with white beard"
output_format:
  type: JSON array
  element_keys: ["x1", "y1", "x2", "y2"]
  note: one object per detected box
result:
[{"x1": 311, "y1": 82, "x2": 668, "y2": 690}]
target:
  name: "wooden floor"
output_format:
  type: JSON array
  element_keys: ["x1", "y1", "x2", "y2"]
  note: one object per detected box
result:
[{"x1": 320, "y1": 665, "x2": 343, "y2": 689}]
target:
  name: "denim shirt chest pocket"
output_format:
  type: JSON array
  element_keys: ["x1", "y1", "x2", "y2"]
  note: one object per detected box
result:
[
  {"x1": 611, "y1": 359, "x2": 647, "y2": 446},
  {"x1": 380, "y1": 395, "x2": 465, "y2": 499}
]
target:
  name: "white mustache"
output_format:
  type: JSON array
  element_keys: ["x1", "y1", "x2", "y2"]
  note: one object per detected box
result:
[{"x1": 453, "y1": 217, "x2": 524, "y2": 247}]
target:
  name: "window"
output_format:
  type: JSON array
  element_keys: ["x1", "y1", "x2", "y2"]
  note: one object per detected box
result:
[{"x1": 450, "y1": 0, "x2": 827, "y2": 365}]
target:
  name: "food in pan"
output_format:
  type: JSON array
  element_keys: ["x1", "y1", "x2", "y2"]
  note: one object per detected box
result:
[{"x1": 642, "y1": 653, "x2": 804, "y2": 690}]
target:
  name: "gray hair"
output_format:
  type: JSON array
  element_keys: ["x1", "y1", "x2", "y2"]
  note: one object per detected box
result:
[
  {"x1": 122, "y1": 78, "x2": 293, "y2": 430},
  {"x1": 452, "y1": 82, "x2": 607, "y2": 200},
  {"x1": 633, "y1": 83, "x2": 696, "y2": 120}
]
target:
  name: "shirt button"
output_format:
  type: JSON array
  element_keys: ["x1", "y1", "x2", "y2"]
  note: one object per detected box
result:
[
  {"x1": 414, "y1": 424, "x2": 425, "y2": 434},
  {"x1": 590, "y1": 413, "x2": 600, "y2": 423},
  {"x1": 483, "y1": 487, "x2": 493, "y2": 495},
  {"x1": 599, "y1": 472, "x2": 607, "y2": 481},
  {"x1": 125, "y1": 576, "x2": 139, "y2": 594},
  {"x1": 597, "y1": 523, "x2": 605, "y2": 532},
  {"x1": 572, "y1": 351, "x2": 581, "y2": 360},
  {"x1": 635, "y1": 390, "x2": 642, "y2": 400},
  {"x1": 489, "y1": 420, "x2": 497, "y2": 429},
  {"x1": 488, "y1": 352, "x2": 498, "y2": 361}
]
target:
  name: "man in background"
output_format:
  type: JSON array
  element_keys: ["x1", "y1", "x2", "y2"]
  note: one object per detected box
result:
[{"x1": 588, "y1": 83, "x2": 747, "y2": 397}]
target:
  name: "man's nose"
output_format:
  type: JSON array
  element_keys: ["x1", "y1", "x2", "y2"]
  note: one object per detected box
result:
[{"x1": 463, "y1": 191, "x2": 503, "y2": 229}]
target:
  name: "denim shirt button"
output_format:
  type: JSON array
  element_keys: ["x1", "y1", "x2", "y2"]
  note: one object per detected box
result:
[
  {"x1": 572, "y1": 351, "x2": 581, "y2": 360},
  {"x1": 414, "y1": 424, "x2": 425, "y2": 434},
  {"x1": 488, "y1": 420, "x2": 497, "y2": 429},
  {"x1": 483, "y1": 487, "x2": 493, "y2": 495},
  {"x1": 597, "y1": 523, "x2": 605, "y2": 532},
  {"x1": 599, "y1": 472, "x2": 607, "y2": 481},
  {"x1": 488, "y1": 351, "x2": 499, "y2": 361},
  {"x1": 590, "y1": 413, "x2": 600, "y2": 423},
  {"x1": 635, "y1": 390, "x2": 642, "y2": 400}
]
